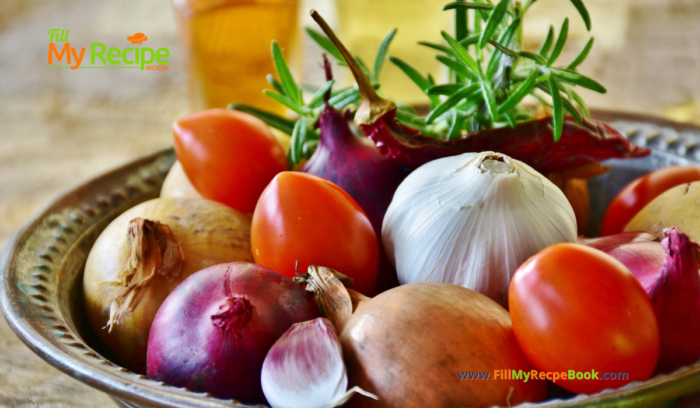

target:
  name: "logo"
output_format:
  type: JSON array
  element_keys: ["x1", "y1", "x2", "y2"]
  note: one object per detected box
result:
[
  {"x1": 127, "y1": 33, "x2": 148, "y2": 45},
  {"x1": 47, "y1": 29, "x2": 169, "y2": 71}
]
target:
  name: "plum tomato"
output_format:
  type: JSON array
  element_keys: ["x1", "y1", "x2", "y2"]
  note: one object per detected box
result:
[
  {"x1": 251, "y1": 172, "x2": 379, "y2": 296},
  {"x1": 173, "y1": 109, "x2": 287, "y2": 213},
  {"x1": 601, "y1": 166, "x2": 700, "y2": 236},
  {"x1": 509, "y1": 243, "x2": 659, "y2": 395}
]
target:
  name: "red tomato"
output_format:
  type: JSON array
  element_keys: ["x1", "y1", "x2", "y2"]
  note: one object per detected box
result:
[
  {"x1": 173, "y1": 109, "x2": 287, "y2": 213},
  {"x1": 252, "y1": 172, "x2": 379, "y2": 296},
  {"x1": 509, "y1": 243, "x2": 659, "y2": 395},
  {"x1": 601, "y1": 166, "x2": 700, "y2": 236}
]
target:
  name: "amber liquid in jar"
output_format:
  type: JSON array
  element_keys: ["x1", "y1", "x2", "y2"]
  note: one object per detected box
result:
[{"x1": 174, "y1": 0, "x2": 299, "y2": 112}]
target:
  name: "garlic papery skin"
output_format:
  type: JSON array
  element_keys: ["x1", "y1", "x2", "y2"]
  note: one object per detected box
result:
[
  {"x1": 261, "y1": 318, "x2": 376, "y2": 408},
  {"x1": 382, "y1": 151, "x2": 577, "y2": 307}
]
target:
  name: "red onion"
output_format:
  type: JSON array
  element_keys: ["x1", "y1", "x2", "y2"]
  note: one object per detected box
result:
[
  {"x1": 146, "y1": 262, "x2": 319, "y2": 403},
  {"x1": 302, "y1": 59, "x2": 411, "y2": 293},
  {"x1": 648, "y1": 228, "x2": 700, "y2": 373},
  {"x1": 303, "y1": 104, "x2": 411, "y2": 236},
  {"x1": 597, "y1": 228, "x2": 700, "y2": 373}
]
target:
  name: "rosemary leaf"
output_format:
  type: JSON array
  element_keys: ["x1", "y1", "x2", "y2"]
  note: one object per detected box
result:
[
  {"x1": 308, "y1": 79, "x2": 336, "y2": 109},
  {"x1": 458, "y1": 33, "x2": 482, "y2": 47},
  {"x1": 562, "y1": 95, "x2": 582, "y2": 124},
  {"x1": 447, "y1": 110, "x2": 466, "y2": 139},
  {"x1": 567, "y1": 37, "x2": 594, "y2": 70},
  {"x1": 427, "y1": 83, "x2": 466, "y2": 95},
  {"x1": 441, "y1": 31, "x2": 480, "y2": 74},
  {"x1": 538, "y1": 25, "x2": 554, "y2": 57},
  {"x1": 485, "y1": 18, "x2": 521, "y2": 78},
  {"x1": 570, "y1": 0, "x2": 592, "y2": 31},
  {"x1": 555, "y1": 83, "x2": 582, "y2": 124},
  {"x1": 228, "y1": 104, "x2": 296, "y2": 135},
  {"x1": 497, "y1": 70, "x2": 538, "y2": 113},
  {"x1": 328, "y1": 87, "x2": 357, "y2": 106},
  {"x1": 481, "y1": 78, "x2": 498, "y2": 122},
  {"x1": 570, "y1": 89, "x2": 590, "y2": 118},
  {"x1": 555, "y1": 69, "x2": 607, "y2": 93},
  {"x1": 419, "y1": 41, "x2": 456, "y2": 57},
  {"x1": 271, "y1": 41, "x2": 301, "y2": 106},
  {"x1": 426, "y1": 84, "x2": 480, "y2": 124},
  {"x1": 305, "y1": 28, "x2": 344, "y2": 62},
  {"x1": 289, "y1": 119, "x2": 305, "y2": 164},
  {"x1": 263, "y1": 90, "x2": 303, "y2": 115},
  {"x1": 388, "y1": 56, "x2": 441, "y2": 106},
  {"x1": 487, "y1": 38, "x2": 518, "y2": 58},
  {"x1": 573, "y1": 74, "x2": 606, "y2": 93},
  {"x1": 266, "y1": 74, "x2": 285, "y2": 95},
  {"x1": 374, "y1": 29, "x2": 397, "y2": 80},
  {"x1": 547, "y1": 18, "x2": 569, "y2": 66},
  {"x1": 443, "y1": 1, "x2": 494, "y2": 10},
  {"x1": 502, "y1": 110, "x2": 517, "y2": 128},
  {"x1": 479, "y1": 0, "x2": 510, "y2": 48},
  {"x1": 436, "y1": 55, "x2": 478, "y2": 81},
  {"x1": 519, "y1": 51, "x2": 547, "y2": 65},
  {"x1": 331, "y1": 89, "x2": 361, "y2": 109},
  {"x1": 547, "y1": 77, "x2": 564, "y2": 141}
]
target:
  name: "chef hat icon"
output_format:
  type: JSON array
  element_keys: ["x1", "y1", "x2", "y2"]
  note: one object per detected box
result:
[{"x1": 127, "y1": 33, "x2": 148, "y2": 45}]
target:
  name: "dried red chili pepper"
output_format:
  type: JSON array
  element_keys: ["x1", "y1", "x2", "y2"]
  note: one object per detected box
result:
[{"x1": 310, "y1": 10, "x2": 650, "y2": 174}]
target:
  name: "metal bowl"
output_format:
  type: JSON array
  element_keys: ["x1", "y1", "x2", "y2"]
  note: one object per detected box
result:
[{"x1": 3, "y1": 112, "x2": 700, "y2": 408}]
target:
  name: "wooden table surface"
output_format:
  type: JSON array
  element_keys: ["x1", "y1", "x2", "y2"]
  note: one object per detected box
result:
[{"x1": 0, "y1": 0, "x2": 698, "y2": 406}]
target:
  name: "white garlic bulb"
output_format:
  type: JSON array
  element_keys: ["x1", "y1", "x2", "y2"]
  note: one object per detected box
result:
[
  {"x1": 261, "y1": 318, "x2": 376, "y2": 408},
  {"x1": 382, "y1": 151, "x2": 577, "y2": 307}
]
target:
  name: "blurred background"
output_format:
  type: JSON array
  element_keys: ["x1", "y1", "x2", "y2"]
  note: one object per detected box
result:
[{"x1": 0, "y1": 0, "x2": 699, "y2": 405}]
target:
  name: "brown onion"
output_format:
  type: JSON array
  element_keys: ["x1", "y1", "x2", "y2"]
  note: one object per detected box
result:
[{"x1": 298, "y1": 266, "x2": 546, "y2": 407}]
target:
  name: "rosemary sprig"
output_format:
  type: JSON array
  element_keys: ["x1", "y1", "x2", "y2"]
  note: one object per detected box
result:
[
  {"x1": 231, "y1": 0, "x2": 604, "y2": 163},
  {"x1": 383, "y1": 0, "x2": 603, "y2": 140}
]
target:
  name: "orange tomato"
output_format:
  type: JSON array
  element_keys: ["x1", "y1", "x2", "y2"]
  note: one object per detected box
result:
[
  {"x1": 601, "y1": 166, "x2": 700, "y2": 236},
  {"x1": 509, "y1": 243, "x2": 659, "y2": 394},
  {"x1": 173, "y1": 109, "x2": 287, "y2": 213},
  {"x1": 252, "y1": 172, "x2": 379, "y2": 296}
]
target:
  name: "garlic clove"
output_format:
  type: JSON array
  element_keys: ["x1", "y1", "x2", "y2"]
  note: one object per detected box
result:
[{"x1": 261, "y1": 318, "x2": 376, "y2": 408}]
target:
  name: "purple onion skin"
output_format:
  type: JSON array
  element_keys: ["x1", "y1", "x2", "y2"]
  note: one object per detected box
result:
[
  {"x1": 650, "y1": 228, "x2": 700, "y2": 374},
  {"x1": 604, "y1": 241, "x2": 666, "y2": 294},
  {"x1": 303, "y1": 106, "x2": 412, "y2": 293},
  {"x1": 603, "y1": 228, "x2": 700, "y2": 374},
  {"x1": 146, "y1": 262, "x2": 319, "y2": 403}
]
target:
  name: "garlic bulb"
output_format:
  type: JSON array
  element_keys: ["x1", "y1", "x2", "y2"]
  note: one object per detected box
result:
[
  {"x1": 382, "y1": 151, "x2": 577, "y2": 307},
  {"x1": 261, "y1": 318, "x2": 376, "y2": 408}
]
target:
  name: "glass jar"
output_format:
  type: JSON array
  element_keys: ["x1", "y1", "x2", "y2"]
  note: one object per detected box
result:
[{"x1": 173, "y1": 0, "x2": 300, "y2": 112}]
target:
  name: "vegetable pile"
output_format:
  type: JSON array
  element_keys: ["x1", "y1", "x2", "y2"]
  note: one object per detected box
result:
[{"x1": 80, "y1": 1, "x2": 700, "y2": 406}]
